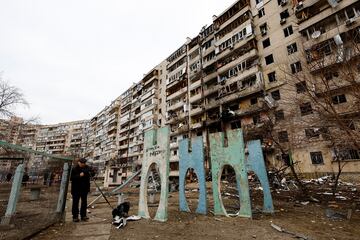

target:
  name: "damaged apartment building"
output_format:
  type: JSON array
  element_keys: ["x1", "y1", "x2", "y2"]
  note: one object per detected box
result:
[
  {"x1": 0, "y1": 118, "x2": 89, "y2": 176},
  {"x1": 0, "y1": 117, "x2": 39, "y2": 176},
  {"x1": 110, "y1": 66, "x2": 167, "y2": 186},
  {"x1": 34, "y1": 120, "x2": 89, "y2": 171},
  {"x1": 164, "y1": 0, "x2": 360, "y2": 179},
  {"x1": 87, "y1": 98, "x2": 121, "y2": 179},
  {"x1": 2, "y1": 0, "x2": 359, "y2": 185}
]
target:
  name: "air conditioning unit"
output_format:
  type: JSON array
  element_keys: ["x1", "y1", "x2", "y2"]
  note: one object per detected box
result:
[
  {"x1": 280, "y1": 0, "x2": 287, "y2": 6},
  {"x1": 345, "y1": 18, "x2": 355, "y2": 26},
  {"x1": 280, "y1": 18, "x2": 286, "y2": 25}
]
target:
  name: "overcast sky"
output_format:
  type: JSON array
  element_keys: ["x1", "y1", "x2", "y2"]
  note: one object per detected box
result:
[{"x1": 0, "y1": 0, "x2": 235, "y2": 124}]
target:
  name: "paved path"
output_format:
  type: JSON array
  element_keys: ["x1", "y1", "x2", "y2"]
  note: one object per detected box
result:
[{"x1": 32, "y1": 196, "x2": 114, "y2": 240}]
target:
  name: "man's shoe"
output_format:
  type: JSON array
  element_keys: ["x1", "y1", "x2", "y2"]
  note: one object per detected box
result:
[
  {"x1": 73, "y1": 218, "x2": 80, "y2": 222},
  {"x1": 81, "y1": 216, "x2": 89, "y2": 221}
]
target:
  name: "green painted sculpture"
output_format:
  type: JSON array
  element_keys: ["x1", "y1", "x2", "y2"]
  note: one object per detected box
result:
[{"x1": 138, "y1": 127, "x2": 170, "y2": 222}]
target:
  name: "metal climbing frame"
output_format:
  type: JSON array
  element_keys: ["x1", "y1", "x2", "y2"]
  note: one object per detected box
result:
[{"x1": 0, "y1": 140, "x2": 73, "y2": 239}]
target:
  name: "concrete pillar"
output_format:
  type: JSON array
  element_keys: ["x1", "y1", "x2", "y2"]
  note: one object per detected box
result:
[
  {"x1": 1, "y1": 164, "x2": 24, "y2": 225},
  {"x1": 138, "y1": 127, "x2": 170, "y2": 222},
  {"x1": 56, "y1": 163, "x2": 70, "y2": 213},
  {"x1": 179, "y1": 136, "x2": 207, "y2": 214},
  {"x1": 246, "y1": 140, "x2": 274, "y2": 213},
  {"x1": 210, "y1": 129, "x2": 251, "y2": 218}
]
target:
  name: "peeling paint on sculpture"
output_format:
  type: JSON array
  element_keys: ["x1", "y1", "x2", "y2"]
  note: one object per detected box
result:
[
  {"x1": 246, "y1": 140, "x2": 274, "y2": 213},
  {"x1": 179, "y1": 137, "x2": 207, "y2": 214},
  {"x1": 138, "y1": 127, "x2": 170, "y2": 222},
  {"x1": 210, "y1": 129, "x2": 252, "y2": 218}
]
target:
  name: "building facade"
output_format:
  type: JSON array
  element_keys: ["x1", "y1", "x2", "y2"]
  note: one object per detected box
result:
[{"x1": 1, "y1": 0, "x2": 359, "y2": 184}]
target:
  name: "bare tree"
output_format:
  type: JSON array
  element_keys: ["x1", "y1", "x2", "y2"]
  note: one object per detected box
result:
[
  {"x1": 0, "y1": 76, "x2": 28, "y2": 118},
  {"x1": 276, "y1": 28, "x2": 360, "y2": 196}
]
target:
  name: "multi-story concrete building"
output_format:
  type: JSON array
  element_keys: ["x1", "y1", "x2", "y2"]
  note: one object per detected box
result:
[
  {"x1": 34, "y1": 120, "x2": 89, "y2": 172},
  {"x1": 0, "y1": 117, "x2": 39, "y2": 176},
  {"x1": 90, "y1": 98, "x2": 120, "y2": 168},
  {"x1": 110, "y1": 65, "x2": 167, "y2": 186},
  {"x1": 163, "y1": 0, "x2": 360, "y2": 179},
  {"x1": 165, "y1": 0, "x2": 269, "y2": 178},
  {"x1": 279, "y1": 0, "x2": 360, "y2": 177},
  {"x1": 1, "y1": 0, "x2": 359, "y2": 183}
]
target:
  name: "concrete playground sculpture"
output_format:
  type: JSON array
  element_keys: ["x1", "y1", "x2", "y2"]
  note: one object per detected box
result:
[
  {"x1": 138, "y1": 126, "x2": 170, "y2": 222},
  {"x1": 178, "y1": 136, "x2": 207, "y2": 214},
  {"x1": 138, "y1": 127, "x2": 273, "y2": 221},
  {"x1": 246, "y1": 140, "x2": 274, "y2": 213},
  {"x1": 210, "y1": 129, "x2": 252, "y2": 218}
]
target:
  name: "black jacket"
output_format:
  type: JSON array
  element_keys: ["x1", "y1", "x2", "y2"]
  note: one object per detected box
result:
[{"x1": 70, "y1": 165, "x2": 94, "y2": 195}]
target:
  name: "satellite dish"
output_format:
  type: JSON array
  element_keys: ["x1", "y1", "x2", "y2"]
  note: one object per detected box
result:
[{"x1": 311, "y1": 31, "x2": 321, "y2": 39}]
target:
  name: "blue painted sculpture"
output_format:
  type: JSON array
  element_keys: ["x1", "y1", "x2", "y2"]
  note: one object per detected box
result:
[{"x1": 179, "y1": 137, "x2": 207, "y2": 214}]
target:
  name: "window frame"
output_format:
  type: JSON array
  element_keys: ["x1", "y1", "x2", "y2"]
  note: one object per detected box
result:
[
  {"x1": 310, "y1": 151, "x2": 324, "y2": 164},
  {"x1": 300, "y1": 102, "x2": 313, "y2": 116},
  {"x1": 265, "y1": 54, "x2": 274, "y2": 65},
  {"x1": 283, "y1": 25, "x2": 293, "y2": 37}
]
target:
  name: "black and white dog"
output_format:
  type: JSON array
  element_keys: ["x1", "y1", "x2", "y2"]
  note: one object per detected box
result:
[
  {"x1": 112, "y1": 202, "x2": 141, "y2": 229},
  {"x1": 112, "y1": 202, "x2": 130, "y2": 229}
]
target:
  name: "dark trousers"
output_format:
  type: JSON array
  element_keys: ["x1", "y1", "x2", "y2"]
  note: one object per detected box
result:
[{"x1": 72, "y1": 192, "x2": 88, "y2": 219}]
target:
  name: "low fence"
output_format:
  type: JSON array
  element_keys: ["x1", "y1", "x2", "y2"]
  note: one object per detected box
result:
[{"x1": 0, "y1": 142, "x2": 72, "y2": 240}]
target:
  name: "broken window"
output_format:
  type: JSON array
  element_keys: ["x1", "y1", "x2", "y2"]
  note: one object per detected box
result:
[
  {"x1": 262, "y1": 38, "x2": 271, "y2": 48},
  {"x1": 253, "y1": 114, "x2": 261, "y2": 124},
  {"x1": 265, "y1": 54, "x2": 274, "y2": 65},
  {"x1": 290, "y1": 61, "x2": 302, "y2": 74},
  {"x1": 300, "y1": 102, "x2": 313, "y2": 116},
  {"x1": 260, "y1": 23, "x2": 268, "y2": 36},
  {"x1": 305, "y1": 128, "x2": 320, "y2": 139},
  {"x1": 320, "y1": 41, "x2": 332, "y2": 56},
  {"x1": 287, "y1": 42, "x2": 297, "y2": 54},
  {"x1": 231, "y1": 120, "x2": 241, "y2": 129},
  {"x1": 202, "y1": 38, "x2": 214, "y2": 50},
  {"x1": 271, "y1": 90, "x2": 281, "y2": 100},
  {"x1": 338, "y1": 149, "x2": 360, "y2": 160},
  {"x1": 282, "y1": 153, "x2": 291, "y2": 166},
  {"x1": 332, "y1": 94, "x2": 347, "y2": 104},
  {"x1": 310, "y1": 152, "x2": 324, "y2": 164},
  {"x1": 278, "y1": 131, "x2": 289, "y2": 143},
  {"x1": 280, "y1": 9, "x2": 290, "y2": 19},
  {"x1": 250, "y1": 97, "x2": 258, "y2": 105},
  {"x1": 283, "y1": 25, "x2": 293, "y2": 37},
  {"x1": 258, "y1": 8, "x2": 265, "y2": 18},
  {"x1": 275, "y1": 110, "x2": 285, "y2": 121},
  {"x1": 296, "y1": 81, "x2": 306, "y2": 93},
  {"x1": 241, "y1": 75, "x2": 257, "y2": 89},
  {"x1": 268, "y1": 71, "x2": 276, "y2": 82}
]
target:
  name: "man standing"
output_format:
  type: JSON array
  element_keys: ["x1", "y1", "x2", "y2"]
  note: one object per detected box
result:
[{"x1": 71, "y1": 158, "x2": 93, "y2": 222}]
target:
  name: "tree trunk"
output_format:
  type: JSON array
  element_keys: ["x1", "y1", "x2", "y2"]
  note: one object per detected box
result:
[{"x1": 289, "y1": 163, "x2": 309, "y2": 197}]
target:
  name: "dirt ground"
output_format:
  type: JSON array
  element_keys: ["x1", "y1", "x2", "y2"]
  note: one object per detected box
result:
[
  {"x1": 29, "y1": 179, "x2": 360, "y2": 240},
  {"x1": 0, "y1": 184, "x2": 61, "y2": 240}
]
